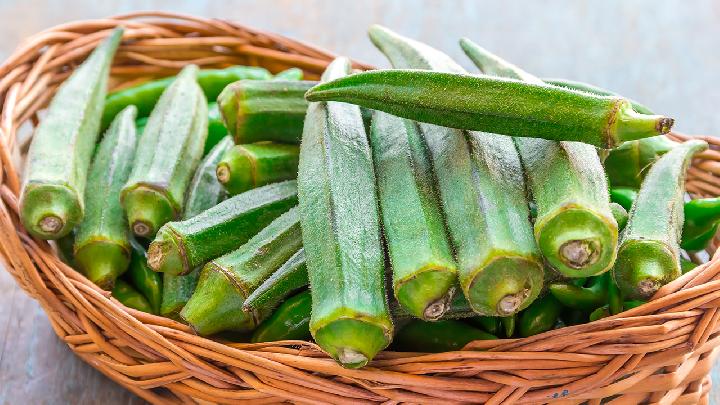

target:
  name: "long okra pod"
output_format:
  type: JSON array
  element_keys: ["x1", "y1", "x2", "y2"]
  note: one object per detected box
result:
[
  {"x1": 542, "y1": 78, "x2": 654, "y2": 115},
  {"x1": 298, "y1": 58, "x2": 393, "y2": 368},
  {"x1": 460, "y1": 38, "x2": 618, "y2": 278},
  {"x1": 73, "y1": 105, "x2": 137, "y2": 289},
  {"x1": 216, "y1": 143, "x2": 299, "y2": 196},
  {"x1": 242, "y1": 248, "x2": 307, "y2": 315},
  {"x1": 369, "y1": 26, "x2": 543, "y2": 316},
  {"x1": 369, "y1": 111, "x2": 458, "y2": 319},
  {"x1": 614, "y1": 140, "x2": 708, "y2": 299},
  {"x1": 148, "y1": 181, "x2": 297, "y2": 276},
  {"x1": 121, "y1": 65, "x2": 208, "y2": 238},
  {"x1": 305, "y1": 70, "x2": 674, "y2": 149},
  {"x1": 20, "y1": 28, "x2": 123, "y2": 239},
  {"x1": 181, "y1": 208, "x2": 303, "y2": 335}
]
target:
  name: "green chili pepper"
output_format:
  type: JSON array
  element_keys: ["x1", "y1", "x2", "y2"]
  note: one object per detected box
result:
[
  {"x1": 682, "y1": 197, "x2": 720, "y2": 251},
  {"x1": 393, "y1": 320, "x2": 496, "y2": 353},
  {"x1": 468, "y1": 316, "x2": 500, "y2": 335},
  {"x1": 607, "y1": 273, "x2": 623, "y2": 315},
  {"x1": 589, "y1": 305, "x2": 610, "y2": 322},
  {"x1": 102, "y1": 66, "x2": 271, "y2": 130},
  {"x1": 127, "y1": 241, "x2": 163, "y2": 314},
  {"x1": 548, "y1": 274, "x2": 607, "y2": 311},
  {"x1": 681, "y1": 258, "x2": 698, "y2": 274},
  {"x1": 519, "y1": 295, "x2": 562, "y2": 337},
  {"x1": 604, "y1": 136, "x2": 679, "y2": 189},
  {"x1": 55, "y1": 233, "x2": 76, "y2": 268},
  {"x1": 112, "y1": 279, "x2": 153, "y2": 313},
  {"x1": 500, "y1": 315, "x2": 516, "y2": 338},
  {"x1": 610, "y1": 188, "x2": 638, "y2": 212},
  {"x1": 251, "y1": 290, "x2": 312, "y2": 343}
]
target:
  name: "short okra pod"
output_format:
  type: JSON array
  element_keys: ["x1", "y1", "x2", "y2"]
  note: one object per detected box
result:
[
  {"x1": 681, "y1": 258, "x2": 698, "y2": 274},
  {"x1": 121, "y1": 65, "x2": 208, "y2": 238},
  {"x1": 73, "y1": 105, "x2": 137, "y2": 289},
  {"x1": 242, "y1": 248, "x2": 308, "y2": 315},
  {"x1": 614, "y1": 140, "x2": 708, "y2": 299},
  {"x1": 216, "y1": 143, "x2": 300, "y2": 196},
  {"x1": 20, "y1": 28, "x2": 124, "y2": 239},
  {"x1": 113, "y1": 279, "x2": 153, "y2": 313},
  {"x1": 393, "y1": 320, "x2": 496, "y2": 353},
  {"x1": 460, "y1": 38, "x2": 618, "y2": 278},
  {"x1": 127, "y1": 241, "x2": 163, "y2": 314},
  {"x1": 148, "y1": 181, "x2": 297, "y2": 276},
  {"x1": 251, "y1": 290, "x2": 312, "y2": 343}
]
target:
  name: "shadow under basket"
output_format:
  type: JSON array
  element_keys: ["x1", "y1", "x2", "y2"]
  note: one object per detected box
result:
[{"x1": 1, "y1": 11, "x2": 720, "y2": 404}]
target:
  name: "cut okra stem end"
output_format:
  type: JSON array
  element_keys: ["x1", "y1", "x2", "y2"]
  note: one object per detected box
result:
[
  {"x1": 395, "y1": 268, "x2": 457, "y2": 321},
  {"x1": 614, "y1": 241, "x2": 680, "y2": 300},
  {"x1": 122, "y1": 186, "x2": 177, "y2": 238},
  {"x1": 20, "y1": 183, "x2": 82, "y2": 239},
  {"x1": 74, "y1": 241, "x2": 130, "y2": 290},
  {"x1": 147, "y1": 228, "x2": 189, "y2": 276},
  {"x1": 313, "y1": 318, "x2": 391, "y2": 369},
  {"x1": 215, "y1": 164, "x2": 231, "y2": 184},
  {"x1": 465, "y1": 256, "x2": 543, "y2": 316}
]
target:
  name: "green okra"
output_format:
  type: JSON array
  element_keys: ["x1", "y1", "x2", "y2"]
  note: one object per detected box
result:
[
  {"x1": 73, "y1": 105, "x2": 137, "y2": 289},
  {"x1": 542, "y1": 78, "x2": 654, "y2": 115},
  {"x1": 683, "y1": 198, "x2": 720, "y2": 251},
  {"x1": 127, "y1": 241, "x2": 162, "y2": 314},
  {"x1": 160, "y1": 136, "x2": 233, "y2": 319},
  {"x1": 102, "y1": 65, "x2": 271, "y2": 130},
  {"x1": 273, "y1": 67, "x2": 304, "y2": 81},
  {"x1": 460, "y1": 38, "x2": 618, "y2": 278},
  {"x1": 369, "y1": 26, "x2": 543, "y2": 316},
  {"x1": 113, "y1": 279, "x2": 153, "y2": 313},
  {"x1": 121, "y1": 65, "x2": 208, "y2": 238},
  {"x1": 20, "y1": 28, "x2": 124, "y2": 239},
  {"x1": 589, "y1": 305, "x2": 610, "y2": 322},
  {"x1": 242, "y1": 248, "x2": 307, "y2": 315},
  {"x1": 548, "y1": 274, "x2": 607, "y2": 311},
  {"x1": 181, "y1": 208, "x2": 303, "y2": 335},
  {"x1": 610, "y1": 188, "x2": 638, "y2": 212},
  {"x1": 607, "y1": 273, "x2": 623, "y2": 315},
  {"x1": 681, "y1": 258, "x2": 698, "y2": 274},
  {"x1": 251, "y1": 289, "x2": 312, "y2": 343},
  {"x1": 148, "y1": 180, "x2": 297, "y2": 276},
  {"x1": 205, "y1": 102, "x2": 230, "y2": 155},
  {"x1": 501, "y1": 315, "x2": 516, "y2": 338},
  {"x1": 304, "y1": 68, "x2": 675, "y2": 149},
  {"x1": 55, "y1": 233, "x2": 76, "y2": 268},
  {"x1": 369, "y1": 111, "x2": 458, "y2": 320},
  {"x1": 393, "y1": 320, "x2": 496, "y2": 353},
  {"x1": 468, "y1": 316, "x2": 500, "y2": 335},
  {"x1": 216, "y1": 143, "x2": 300, "y2": 196},
  {"x1": 610, "y1": 203, "x2": 629, "y2": 232},
  {"x1": 219, "y1": 80, "x2": 314, "y2": 144},
  {"x1": 518, "y1": 294, "x2": 563, "y2": 337},
  {"x1": 614, "y1": 140, "x2": 708, "y2": 299},
  {"x1": 298, "y1": 57, "x2": 392, "y2": 368},
  {"x1": 604, "y1": 136, "x2": 678, "y2": 189}
]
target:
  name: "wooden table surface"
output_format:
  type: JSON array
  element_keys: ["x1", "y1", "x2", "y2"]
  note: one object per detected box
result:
[{"x1": 1, "y1": 1, "x2": 720, "y2": 403}]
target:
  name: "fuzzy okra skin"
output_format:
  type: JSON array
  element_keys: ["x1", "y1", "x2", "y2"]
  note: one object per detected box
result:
[
  {"x1": 369, "y1": 25, "x2": 543, "y2": 316},
  {"x1": 216, "y1": 143, "x2": 300, "y2": 196},
  {"x1": 148, "y1": 180, "x2": 298, "y2": 276},
  {"x1": 219, "y1": 80, "x2": 314, "y2": 144},
  {"x1": 181, "y1": 208, "x2": 303, "y2": 335},
  {"x1": 121, "y1": 65, "x2": 208, "y2": 238},
  {"x1": 604, "y1": 136, "x2": 679, "y2": 189},
  {"x1": 74, "y1": 105, "x2": 137, "y2": 289},
  {"x1": 460, "y1": 38, "x2": 619, "y2": 278},
  {"x1": 298, "y1": 57, "x2": 392, "y2": 368},
  {"x1": 20, "y1": 28, "x2": 124, "y2": 239},
  {"x1": 305, "y1": 69, "x2": 674, "y2": 149},
  {"x1": 369, "y1": 111, "x2": 458, "y2": 319},
  {"x1": 542, "y1": 78, "x2": 654, "y2": 116},
  {"x1": 614, "y1": 140, "x2": 708, "y2": 299},
  {"x1": 242, "y1": 248, "x2": 307, "y2": 315}
]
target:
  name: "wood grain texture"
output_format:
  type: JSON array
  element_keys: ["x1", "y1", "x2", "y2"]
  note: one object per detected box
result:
[{"x1": 0, "y1": 1, "x2": 719, "y2": 403}]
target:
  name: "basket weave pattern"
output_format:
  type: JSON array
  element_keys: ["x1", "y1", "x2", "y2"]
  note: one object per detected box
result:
[{"x1": 1, "y1": 12, "x2": 719, "y2": 404}]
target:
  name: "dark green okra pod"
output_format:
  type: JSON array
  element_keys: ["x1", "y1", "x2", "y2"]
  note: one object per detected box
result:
[
  {"x1": 519, "y1": 295, "x2": 563, "y2": 337},
  {"x1": 181, "y1": 207, "x2": 303, "y2": 335},
  {"x1": 242, "y1": 248, "x2": 308, "y2": 315},
  {"x1": 148, "y1": 181, "x2": 297, "y2": 276},
  {"x1": 370, "y1": 111, "x2": 458, "y2": 319},
  {"x1": 216, "y1": 143, "x2": 300, "y2": 196},
  {"x1": 460, "y1": 38, "x2": 618, "y2": 278},
  {"x1": 251, "y1": 289, "x2": 312, "y2": 343},
  {"x1": 102, "y1": 65, "x2": 271, "y2": 130},
  {"x1": 610, "y1": 188, "x2": 638, "y2": 212},
  {"x1": 393, "y1": 320, "x2": 496, "y2": 353},
  {"x1": 542, "y1": 78, "x2": 654, "y2": 115},
  {"x1": 127, "y1": 241, "x2": 162, "y2": 314},
  {"x1": 113, "y1": 279, "x2": 153, "y2": 313},
  {"x1": 369, "y1": 26, "x2": 543, "y2": 317},
  {"x1": 298, "y1": 58, "x2": 393, "y2": 368},
  {"x1": 121, "y1": 65, "x2": 208, "y2": 238},
  {"x1": 614, "y1": 140, "x2": 708, "y2": 299},
  {"x1": 20, "y1": 28, "x2": 123, "y2": 239},
  {"x1": 548, "y1": 274, "x2": 608, "y2": 312},
  {"x1": 74, "y1": 105, "x2": 137, "y2": 289}
]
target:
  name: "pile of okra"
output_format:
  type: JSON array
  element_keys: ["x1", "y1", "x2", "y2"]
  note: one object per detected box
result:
[{"x1": 20, "y1": 26, "x2": 719, "y2": 369}]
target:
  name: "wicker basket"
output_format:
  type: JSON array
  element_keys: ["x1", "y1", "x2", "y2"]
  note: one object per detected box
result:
[{"x1": 1, "y1": 12, "x2": 719, "y2": 404}]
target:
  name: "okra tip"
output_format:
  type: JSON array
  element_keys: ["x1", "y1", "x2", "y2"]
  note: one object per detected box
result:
[
  {"x1": 74, "y1": 241, "x2": 130, "y2": 290},
  {"x1": 614, "y1": 241, "x2": 680, "y2": 300},
  {"x1": 147, "y1": 227, "x2": 188, "y2": 276},
  {"x1": 313, "y1": 318, "x2": 391, "y2": 369},
  {"x1": 614, "y1": 102, "x2": 675, "y2": 145},
  {"x1": 466, "y1": 256, "x2": 543, "y2": 316},
  {"x1": 122, "y1": 186, "x2": 177, "y2": 238},
  {"x1": 395, "y1": 268, "x2": 457, "y2": 320}
]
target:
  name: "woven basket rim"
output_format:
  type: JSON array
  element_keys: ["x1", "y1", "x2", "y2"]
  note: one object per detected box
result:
[{"x1": 0, "y1": 12, "x2": 718, "y2": 404}]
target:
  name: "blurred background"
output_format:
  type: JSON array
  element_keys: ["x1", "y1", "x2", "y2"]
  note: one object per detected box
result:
[{"x1": 0, "y1": 1, "x2": 719, "y2": 403}]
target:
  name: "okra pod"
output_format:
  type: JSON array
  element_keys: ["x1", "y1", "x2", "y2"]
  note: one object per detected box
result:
[
  {"x1": 113, "y1": 279, "x2": 153, "y2": 313},
  {"x1": 251, "y1": 290, "x2": 312, "y2": 343},
  {"x1": 614, "y1": 140, "x2": 708, "y2": 299},
  {"x1": 161, "y1": 269, "x2": 199, "y2": 321},
  {"x1": 683, "y1": 197, "x2": 720, "y2": 251},
  {"x1": 604, "y1": 136, "x2": 678, "y2": 189},
  {"x1": 20, "y1": 28, "x2": 123, "y2": 239},
  {"x1": 181, "y1": 208, "x2": 303, "y2": 335},
  {"x1": 542, "y1": 78, "x2": 654, "y2": 115},
  {"x1": 589, "y1": 305, "x2": 610, "y2": 322},
  {"x1": 393, "y1": 320, "x2": 496, "y2": 353},
  {"x1": 242, "y1": 248, "x2": 307, "y2": 315},
  {"x1": 468, "y1": 316, "x2": 500, "y2": 335},
  {"x1": 219, "y1": 80, "x2": 313, "y2": 144},
  {"x1": 205, "y1": 102, "x2": 230, "y2": 155},
  {"x1": 216, "y1": 143, "x2": 299, "y2": 196},
  {"x1": 102, "y1": 65, "x2": 271, "y2": 130},
  {"x1": 501, "y1": 315, "x2": 516, "y2": 338},
  {"x1": 681, "y1": 258, "x2": 698, "y2": 274},
  {"x1": 548, "y1": 274, "x2": 607, "y2": 311},
  {"x1": 121, "y1": 65, "x2": 208, "y2": 238},
  {"x1": 304, "y1": 71, "x2": 674, "y2": 149},
  {"x1": 460, "y1": 39, "x2": 619, "y2": 278},
  {"x1": 273, "y1": 67, "x2": 304, "y2": 81},
  {"x1": 127, "y1": 241, "x2": 162, "y2": 314},
  {"x1": 518, "y1": 295, "x2": 563, "y2": 337},
  {"x1": 610, "y1": 188, "x2": 638, "y2": 212},
  {"x1": 148, "y1": 180, "x2": 297, "y2": 276},
  {"x1": 369, "y1": 111, "x2": 458, "y2": 319},
  {"x1": 73, "y1": 105, "x2": 137, "y2": 289},
  {"x1": 298, "y1": 57, "x2": 392, "y2": 368},
  {"x1": 369, "y1": 26, "x2": 543, "y2": 316},
  {"x1": 610, "y1": 203, "x2": 629, "y2": 232}
]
